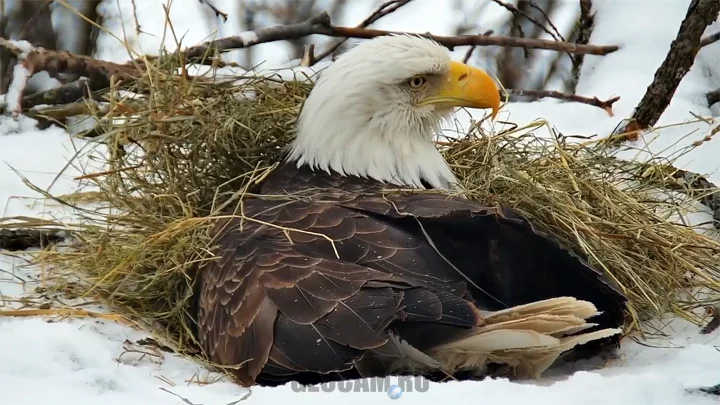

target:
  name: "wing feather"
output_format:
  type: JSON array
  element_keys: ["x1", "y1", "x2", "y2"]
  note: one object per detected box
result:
[{"x1": 196, "y1": 164, "x2": 626, "y2": 386}]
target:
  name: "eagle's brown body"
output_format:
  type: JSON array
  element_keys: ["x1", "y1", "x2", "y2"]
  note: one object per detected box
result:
[{"x1": 193, "y1": 162, "x2": 627, "y2": 387}]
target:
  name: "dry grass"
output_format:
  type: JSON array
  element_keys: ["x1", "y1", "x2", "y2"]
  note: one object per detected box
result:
[{"x1": 15, "y1": 46, "x2": 720, "y2": 361}]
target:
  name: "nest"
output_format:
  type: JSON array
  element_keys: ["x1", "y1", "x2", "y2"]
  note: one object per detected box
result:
[{"x1": 32, "y1": 53, "x2": 720, "y2": 358}]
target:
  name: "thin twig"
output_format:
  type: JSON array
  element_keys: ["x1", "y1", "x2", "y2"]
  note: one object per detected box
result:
[
  {"x1": 312, "y1": 0, "x2": 414, "y2": 64},
  {"x1": 129, "y1": 0, "x2": 142, "y2": 35},
  {"x1": 462, "y1": 30, "x2": 494, "y2": 63},
  {"x1": 198, "y1": 0, "x2": 228, "y2": 22},
  {"x1": 527, "y1": 1, "x2": 565, "y2": 41},
  {"x1": 504, "y1": 88, "x2": 619, "y2": 115},
  {"x1": 490, "y1": 0, "x2": 564, "y2": 43}
]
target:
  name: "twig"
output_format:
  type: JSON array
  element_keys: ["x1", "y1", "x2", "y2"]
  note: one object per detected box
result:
[
  {"x1": 461, "y1": 30, "x2": 494, "y2": 63},
  {"x1": 0, "y1": 308, "x2": 129, "y2": 323},
  {"x1": 527, "y1": 1, "x2": 566, "y2": 41},
  {"x1": 181, "y1": 12, "x2": 619, "y2": 65},
  {"x1": 312, "y1": 0, "x2": 414, "y2": 63},
  {"x1": 490, "y1": 0, "x2": 564, "y2": 43},
  {"x1": 129, "y1": 0, "x2": 142, "y2": 35},
  {"x1": 700, "y1": 30, "x2": 720, "y2": 47},
  {"x1": 159, "y1": 388, "x2": 200, "y2": 405},
  {"x1": 0, "y1": 228, "x2": 67, "y2": 251},
  {"x1": 198, "y1": 0, "x2": 228, "y2": 22},
  {"x1": 504, "y1": 88, "x2": 619, "y2": 116},
  {"x1": 611, "y1": 0, "x2": 720, "y2": 144}
]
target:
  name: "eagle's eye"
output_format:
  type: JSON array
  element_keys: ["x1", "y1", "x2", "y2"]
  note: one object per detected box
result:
[{"x1": 408, "y1": 76, "x2": 427, "y2": 89}]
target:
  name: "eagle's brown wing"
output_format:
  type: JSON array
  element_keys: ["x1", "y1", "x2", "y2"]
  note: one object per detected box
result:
[
  {"x1": 195, "y1": 193, "x2": 484, "y2": 386},
  {"x1": 195, "y1": 164, "x2": 626, "y2": 386}
]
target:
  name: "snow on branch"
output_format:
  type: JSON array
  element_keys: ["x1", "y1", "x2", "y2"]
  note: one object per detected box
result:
[
  {"x1": 610, "y1": 0, "x2": 720, "y2": 144},
  {"x1": 0, "y1": 37, "x2": 137, "y2": 116}
]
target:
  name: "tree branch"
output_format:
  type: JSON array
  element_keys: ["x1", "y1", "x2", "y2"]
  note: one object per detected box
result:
[
  {"x1": 0, "y1": 10, "x2": 620, "y2": 117},
  {"x1": 701, "y1": 30, "x2": 720, "y2": 47},
  {"x1": 198, "y1": 0, "x2": 228, "y2": 22},
  {"x1": 490, "y1": 0, "x2": 565, "y2": 43},
  {"x1": 181, "y1": 11, "x2": 619, "y2": 65},
  {"x1": 0, "y1": 37, "x2": 137, "y2": 115},
  {"x1": 504, "y1": 88, "x2": 619, "y2": 115},
  {"x1": 611, "y1": 0, "x2": 720, "y2": 144},
  {"x1": 0, "y1": 228, "x2": 67, "y2": 251},
  {"x1": 20, "y1": 78, "x2": 100, "y2": 110},
  {"x1": 312, "y1": 0, "x2": 414, "y2": 64},
  {"x1": 570, "y1": 0, "x2": 595, "y2": 89}
]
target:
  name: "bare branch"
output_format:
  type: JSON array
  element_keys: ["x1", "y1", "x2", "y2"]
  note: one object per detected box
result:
[
  {"x1": 701, "y1": 30, "x2": 720, "y2": 47},
  {"x1": 181, "y1": 12, "x2": 619, "y2": 64},
  {"x1": 313, "y1": 0, "x2": 414, "y2": 64},
  {"x1": 0, "y1": 37, "x2": 137, "y2": 115},
  {"x1": 504, "y1": 88, "x2": 619, "y2": 115},
  {"x1": 21, "y1": 78, "x2": 98, "y2": 110},
  {"x1": 462, "y1": 30, "x2": 494, "y2": 63},
  {"x1": 0, "y1": 228, "x2": 67, "y2": 251},
  {"x1": 490, "y1": 0, "x2": 564, "y2": 43},
  {"x1": 613, "y1": 0, "x2": 720, "y2": 143},
  {"x1": 0, "y1": 10, "x2": 620, "y2": 117},
  {"x1": 527, "y1": 1, "x2": 565, "y2": 41},
  {"x1": 198, "y1": 0, "x2": 228, "y2": 22},
  {"x1": 570, "y1": 0, "x2": 595, "y2": 89}
]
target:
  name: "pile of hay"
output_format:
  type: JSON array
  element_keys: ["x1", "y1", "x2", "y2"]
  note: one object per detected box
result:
[{"x1": 33, "y1": 52, "x2": 720, "y2": 357}]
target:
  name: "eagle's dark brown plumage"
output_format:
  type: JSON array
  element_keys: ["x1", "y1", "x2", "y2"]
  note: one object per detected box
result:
[{"x1": 193, "y1": 163, "x2": 627, "y2": 387}]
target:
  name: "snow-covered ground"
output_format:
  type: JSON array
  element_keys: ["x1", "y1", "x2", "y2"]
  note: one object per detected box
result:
[{"x1": 3, "y1": 0, "x2": 720, "y2": 404}]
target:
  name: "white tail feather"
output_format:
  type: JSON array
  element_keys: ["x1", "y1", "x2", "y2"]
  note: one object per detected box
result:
[
  {"x1": 427, "y1": 297, "x2": 622, "y2": 378},
  {"x1": 364, "y1": 297, "x2": 622, "y2": 380}
]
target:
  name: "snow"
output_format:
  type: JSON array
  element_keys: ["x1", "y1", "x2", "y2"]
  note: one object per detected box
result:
[
  {"x1": 2, "y1": 0, "x2": 720, "y2": 404},
  {"x1": 239, "y1": 30, "x2": 260, "y2": 45},
  {"x1": 5, "y1": 64, "x2": 32, "y2": 116},
  {"x1": 5, "y1": 39, "x2": 34, "y2": 58}
]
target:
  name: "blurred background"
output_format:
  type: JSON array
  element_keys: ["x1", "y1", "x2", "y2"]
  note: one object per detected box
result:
[{"x1": 0, "y1": 0, "x2": 589, "y2": 100}]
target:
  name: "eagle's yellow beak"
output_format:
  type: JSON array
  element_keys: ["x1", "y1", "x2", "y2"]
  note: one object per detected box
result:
[{"x1": 421, "y1": 61, "x2": 501, "y2": 119}]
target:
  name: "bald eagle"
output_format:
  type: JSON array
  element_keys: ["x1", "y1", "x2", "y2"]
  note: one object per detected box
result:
[{"x1": 193, "y1": 35, "x2": 627, "y2": 387}]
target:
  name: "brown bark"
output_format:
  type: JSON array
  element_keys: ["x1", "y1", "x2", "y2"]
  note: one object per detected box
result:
[
  {"x1": 503, "y1": 88, "x2": 619, "y2": 115},
  {"x1": 180, "y1": 12, "x2": 618, "y2": 66},
  {"x1": 616, "y1": 0, "x2": 720, "y2": 143}
]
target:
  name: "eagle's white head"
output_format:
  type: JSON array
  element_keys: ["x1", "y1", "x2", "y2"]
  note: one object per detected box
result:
[{"x1": 286, "y1": 34, "x2": 501, "y2": 190}]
